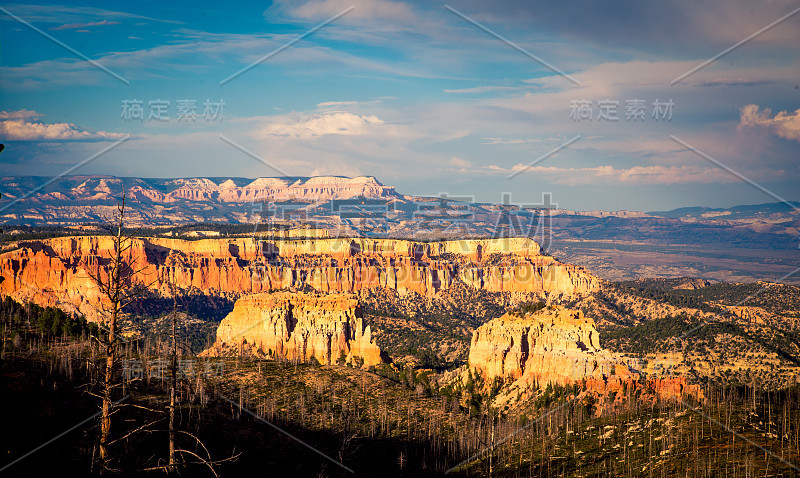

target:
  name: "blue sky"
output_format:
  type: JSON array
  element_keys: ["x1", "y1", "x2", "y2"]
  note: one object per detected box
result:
[{"x1": 1, "y1": 0, "x2": 799, "y2": 211}]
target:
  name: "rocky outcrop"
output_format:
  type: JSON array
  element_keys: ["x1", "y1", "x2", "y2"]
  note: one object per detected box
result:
[
  {"x1": 674, "y1": 278, "x2": 714, "y2": 290},
  {"x1": 468, "y1": 306, "x2": 609, "y2": 387},
  {"x1": 0, "y1": 236, "x2": 598, "y2": 322},
  {"x1": 467, "y1": 306, "x2": 701, "y2": 403},
  {"x1": 202, "y1": 292, "x2": 383, "y2": 367}
]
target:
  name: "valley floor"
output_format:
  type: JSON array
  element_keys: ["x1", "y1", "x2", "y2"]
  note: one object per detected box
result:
[{"x1": 550, "y1": 240, "x2": 800, "y2": 283}]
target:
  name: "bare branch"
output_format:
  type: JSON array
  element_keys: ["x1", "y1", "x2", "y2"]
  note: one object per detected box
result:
[
  {"x1": 173, "y1": 449, "x2": 220, "y2": 478},
  {"x1": 107, "y1": 417, "x2": 166, "y2": 446}
]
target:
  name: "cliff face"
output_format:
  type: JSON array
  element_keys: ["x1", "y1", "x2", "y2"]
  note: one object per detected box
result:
[
  {"x1": 0, "y1": 236, "x2": 598, "y2": 321},
  {"x1": 467, "y1": 306, "x2": 701, "y2": 403},
  {"x1": 202, "y1": 292, "x2": 383, "y2": 367},
  {"x1": 468, "y1": 306, "x2": 608, "y2": 387}
]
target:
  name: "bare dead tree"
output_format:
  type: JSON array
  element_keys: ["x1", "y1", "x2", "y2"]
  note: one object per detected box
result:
[
  {"x1": 168, "y1": 281, "x2": 178, "y2": 473},
  {"x1": 156, "y1": 271, "x2": 239, "y2": 476},
  {"x1": 83, "y1": 187, "x2": 151, "y2": 471}
]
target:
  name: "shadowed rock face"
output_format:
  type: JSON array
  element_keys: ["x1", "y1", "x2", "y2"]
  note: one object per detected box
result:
[
  {"x1": 202, "y1": 291, "x2": 383, "y2": 367},
  {"x1": 0, "y1": 236, "x2": 598, "y2": 322}
]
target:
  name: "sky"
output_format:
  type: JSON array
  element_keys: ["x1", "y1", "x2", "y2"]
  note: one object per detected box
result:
[{"x1": 0, "y1": 0, "x2": 799, "y2": 211}]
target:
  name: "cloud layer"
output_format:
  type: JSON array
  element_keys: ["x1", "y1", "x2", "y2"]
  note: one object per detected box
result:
[
  {"x1": 739, "y1": 104, "x2": 800, "y2": 142},
  {"x1": 259, "y1": 112, "x2": 386, "y2": 139},
  {"x1": 0, "y1": 111, "x2": 126, "y2": 141}
]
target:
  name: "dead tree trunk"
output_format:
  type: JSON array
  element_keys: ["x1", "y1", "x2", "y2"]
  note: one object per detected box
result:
[
  {"x1": 99, "y1": 193, "x2": 127, "y2": 466},
  {"x1": 169, "y1": 292, "x2": 177, "y2": 472},
  {"x1": 86, "y1": 188, "x2": 149, "y2": 471}
]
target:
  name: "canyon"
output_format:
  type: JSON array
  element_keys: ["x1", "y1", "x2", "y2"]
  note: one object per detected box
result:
[
  {"x1": 3, "y1": 174, "x2": 796, "y2": 283},
  {"x1": 0, "y1": 175, "x2": 398, "y2": 227},
  {"x1": 0, "y1": 235, "x2": 597, "y2": 322}
]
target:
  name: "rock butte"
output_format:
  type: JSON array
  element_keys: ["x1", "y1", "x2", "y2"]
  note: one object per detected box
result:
[
  {"x1": 468, "y1": 306, "x2": 702, "y2": 403},
  {"x1": 469, "y1": 306, "x2": 609, "y2": 386},
  {"x1": 0, "y1": 236, "x2": 598, "y2": 322},
  {"x1": 202, "y1": 291, "x2": 383, "y2": 367}
]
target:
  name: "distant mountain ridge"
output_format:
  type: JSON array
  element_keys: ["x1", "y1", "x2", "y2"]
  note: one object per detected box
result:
[
  {"x1": 648, "y1": 201, "x2": 800, "y2": 221},
  {"x1": 0, "y1": 175, "x2": 401, "y2": 225},
  {"x1": 0, "y1": 176, "x2": 797, "y2": 253},
  {"x1": 2, "y1": 174, "x2": 797, "y2": 220},
  {"x1": 2, "y1": 175, "x2": 397, "y2": 204}
]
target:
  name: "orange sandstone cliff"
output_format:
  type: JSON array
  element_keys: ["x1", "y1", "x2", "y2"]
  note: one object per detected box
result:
[
  {"x1": 469, "y1": 306, "x2": 610, "y2": 387},
  {"x1": 0, "y1": 236, "x2": 598, "y2": 321},
  {"x1": 201, "y1": 291, "x2": 383, "y2": 367},
  {"x1": 467, "y1": 306, "x2": 701, "y2": 405}
]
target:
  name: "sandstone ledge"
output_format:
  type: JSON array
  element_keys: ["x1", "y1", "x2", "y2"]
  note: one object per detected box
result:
[{"x1": 0, "y1": 235, "x2": 598, "y2": 322}]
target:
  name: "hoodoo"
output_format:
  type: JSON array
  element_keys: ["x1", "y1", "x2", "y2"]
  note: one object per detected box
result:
[
  {"x1": 467, "y1": 305, "x2": 702, "y2": 404},
  {"x1": 468, "y1": 305, "x2": 612, "y2": 386},
  {"x1": 202, "y1": 291, "x2": 383, "y2": 367}
]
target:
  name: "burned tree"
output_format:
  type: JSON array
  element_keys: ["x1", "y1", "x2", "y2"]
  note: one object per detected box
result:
[{"x1": 83, "y1": 188, "x2": 150, "y2": 470}]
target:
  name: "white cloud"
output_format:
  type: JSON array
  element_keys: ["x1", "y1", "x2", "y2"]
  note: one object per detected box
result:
[
  {"x1": 0, "y1": 109, "x2": 40, "y2": 119},
  {"x1": 449, "y1": 157, "x2": 471, "y2": 168},
  {"x1": 316, "y1": 99, "x2": 385, "y2": 109},
  {"x1": 509, "y1": 60, "x2": 800, "y2": 115},
  {"x1": 0, "y1": 29, "x2": 438, "y2": 91},
  {"x1": 267, "y1": 0, "x2": 417, "y2": 24},
  {"x1": 444, "y1": 86, "x2": 521, "y2": 94},
  {"x1": 0, "y1": 117, "x2": 126, "y2": 141},
  {"x1": 474, "y1": 163, "x2": 779, "y2": 185},
  {"x1": 446, "y1": 0, "x2": 800, "y2": 53},
  {"x1": 51, "y1": 20, "x2": 120, "y2": 30},
  {"x1": 317, "y1": 100, "x2": 362, "y2": 108},
  {"x1": 259, "y1": 112, "x2": 385, "y2": 139},
  {"x1": 739, "y1": 104, "x2": 800, "y2": 142},
  {"x1": 0, "y1": 4, "x2": 179, "y2": 25},
  {"x1": 482, "y1": 137, "x2": 534, "y2": 145}
]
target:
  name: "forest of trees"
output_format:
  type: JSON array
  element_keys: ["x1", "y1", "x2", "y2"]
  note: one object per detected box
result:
[
  {"x1": 4, "y1": 317, "x2": 800, "y2": 477},
  {"x1": 1, "y1": 215, "x2": 799, "y2": 475},
  {"x1": 0, "y1": 296, "x2": 99, "y2": 340}
]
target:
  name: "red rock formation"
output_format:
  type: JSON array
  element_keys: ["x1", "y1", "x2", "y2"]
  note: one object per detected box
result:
[
  {"x1": 467, "y1": 306, "x2": 702, "y2": 405},
  {"x1": 0, "y1": 236, "x2": 598, "y2": 321},
  {"x1": 582, "y1": 375, "x2": 703, "y2": 408},
  {"x1": 468, "y1": 306, "x2": 608, "y2": 387},
  {"x1": 202, "y1": 291, "x2": 383, "y2": 367}
]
